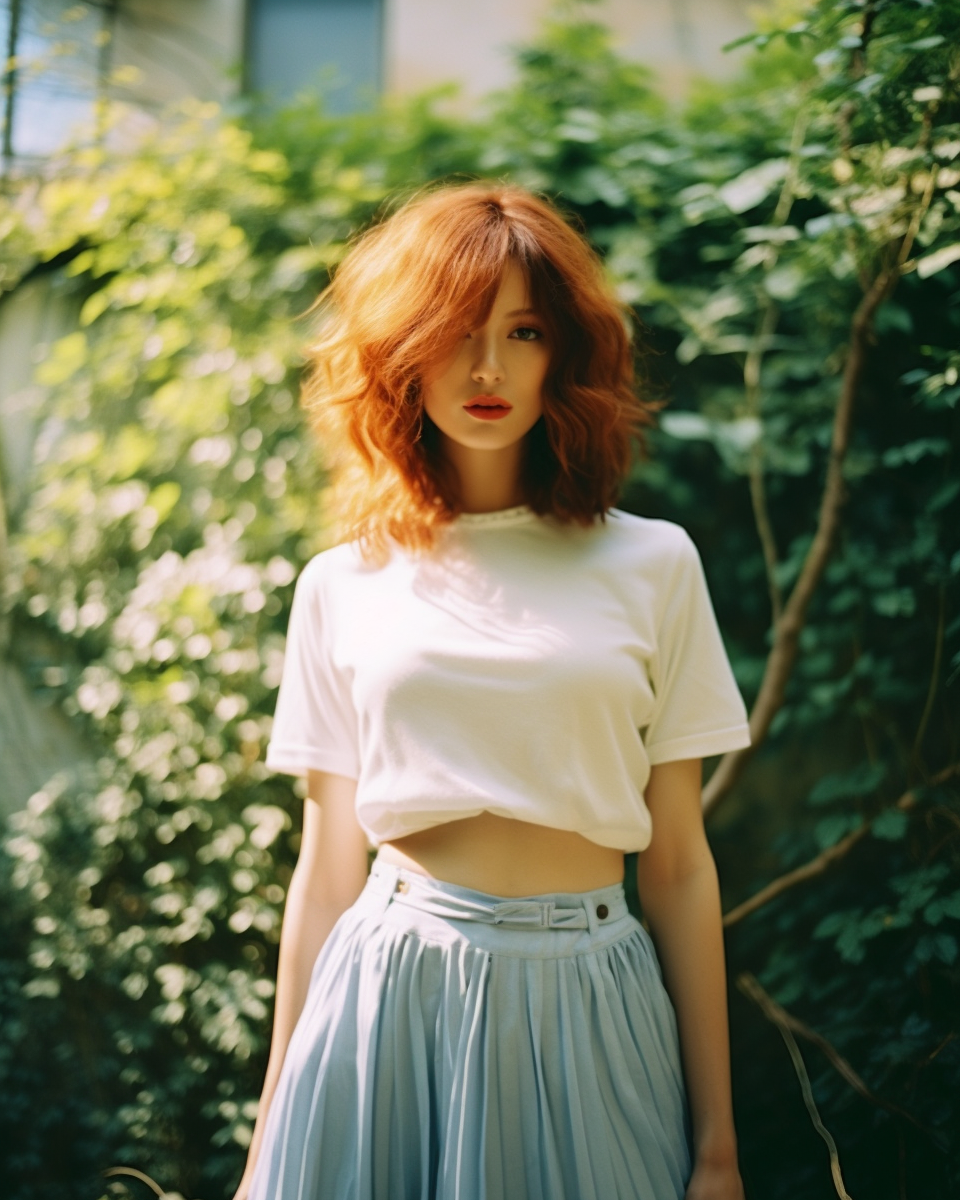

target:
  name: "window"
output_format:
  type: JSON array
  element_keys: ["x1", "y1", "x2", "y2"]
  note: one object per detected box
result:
[
  {"x1": 1, "y1": 0, "x2": 109, "y2": 165},
  {"x1": 245, "y1": 0, "x2": 383, "y2": 114}
]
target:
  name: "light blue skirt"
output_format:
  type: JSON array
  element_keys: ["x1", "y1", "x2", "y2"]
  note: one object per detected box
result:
[{"x1": 248, "y1": 856, "x2": 693, "y2": 1200}]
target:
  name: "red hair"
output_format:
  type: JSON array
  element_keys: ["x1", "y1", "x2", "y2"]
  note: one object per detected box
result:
[{"x1": 302, "y1": 181, "x2": 652, "y2": 558}]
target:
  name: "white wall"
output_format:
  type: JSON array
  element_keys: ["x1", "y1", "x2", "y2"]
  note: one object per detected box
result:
[{"x1": 384, "y1": 0, "x2": 758, "y2": 105}]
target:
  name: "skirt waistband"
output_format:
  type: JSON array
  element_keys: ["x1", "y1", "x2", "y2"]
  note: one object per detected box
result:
[{"x1": 366, "y1": 856, "x2": 629, "y2": 933}]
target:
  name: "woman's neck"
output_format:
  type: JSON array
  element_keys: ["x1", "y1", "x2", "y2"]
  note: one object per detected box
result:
[{"x1": 440, "y1": 437, "x2": 526, "y2": 514}]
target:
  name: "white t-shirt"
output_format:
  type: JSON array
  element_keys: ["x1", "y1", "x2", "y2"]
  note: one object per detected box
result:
[{"x1": 264, "y1": 505, "x2": 751, "y2": 853}]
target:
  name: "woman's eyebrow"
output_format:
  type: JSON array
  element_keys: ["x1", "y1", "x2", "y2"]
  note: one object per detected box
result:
[{"x1": 505, "y1": 307, "x2": 539, "y2": 317}]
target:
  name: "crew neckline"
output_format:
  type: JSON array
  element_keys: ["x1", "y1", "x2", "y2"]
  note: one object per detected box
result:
[{"x1": 453, "y1": 504, "x2": 538, "y2": 528}]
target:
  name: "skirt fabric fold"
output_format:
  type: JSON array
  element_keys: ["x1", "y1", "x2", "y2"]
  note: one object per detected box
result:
[{"x1": 247, "y1": 856, "x2": 693, "y2": 1200}]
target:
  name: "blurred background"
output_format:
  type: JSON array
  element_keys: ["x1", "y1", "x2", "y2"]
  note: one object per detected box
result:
[
  {"x1": 0, "y1": 2, "x2": 958, "y2": 1199},
  {"x1": 1, "y1": 0, "x2": 756, "y2": 156}
]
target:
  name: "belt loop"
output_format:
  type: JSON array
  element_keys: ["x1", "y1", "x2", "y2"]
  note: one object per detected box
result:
[
  {"x1": 367, "y1": 859, "x2": 401, "y2": 916},
  {"x1": 585, "y1": 895, "x2": 600, "y2": 935}
]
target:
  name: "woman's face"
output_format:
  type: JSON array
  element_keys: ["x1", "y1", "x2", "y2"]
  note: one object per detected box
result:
[{"x1": 421, "y1": 259, "x2": 550, "y2": 455}]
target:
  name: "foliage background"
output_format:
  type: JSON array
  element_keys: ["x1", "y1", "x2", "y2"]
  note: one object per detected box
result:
[{"x1": 0, "y1": 1, "x2": 958, "y2": 1197}]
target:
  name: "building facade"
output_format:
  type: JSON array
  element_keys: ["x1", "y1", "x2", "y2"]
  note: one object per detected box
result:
[{"x1": 1, "y1": 0, "x2": 758, "y2": 163}]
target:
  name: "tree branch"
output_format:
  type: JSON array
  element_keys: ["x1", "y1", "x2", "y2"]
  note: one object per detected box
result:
[
  {"x1": 737, "y1": 972, "x2": 855, "y2": 1199},
  {"x1": 722, "y1": 763, "x2": 960, "y2": 927},
  {"x1": 704, "y1": 265, "x2": 898, "y2": 815},
  {"x1": 102, "y1": 1166, "x2": 166, "y2": 1197},
  {"x1": 737, "y1": 972, "x2": 949, "y2": 1153},
  {"x1": 723, "y1": 793, "x2": 912, "y2": 926},
  {"x1": 0, "y1": 241, "x2": 94, "y2": 302},
  {"x1": 898, "y1": 143, "x2": 939, "y2": 273},
  {"x1": 742, "y1": 103, "x2": 809, "y2": 629}
]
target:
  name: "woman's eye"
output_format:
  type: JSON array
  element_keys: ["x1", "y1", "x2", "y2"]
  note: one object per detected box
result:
[{"x1": 511, "y1": 326, "x2": 543, "y2": 341}]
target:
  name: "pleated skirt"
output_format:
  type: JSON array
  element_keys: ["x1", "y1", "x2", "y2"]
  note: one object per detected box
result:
[{"x1": 247, "y1": 856, "x2": 693, "y2": 1200}]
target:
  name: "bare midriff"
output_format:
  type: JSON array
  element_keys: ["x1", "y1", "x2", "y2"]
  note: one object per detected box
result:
[{"x1": 376, "y1": 810, "x2": 624, "y2": 897}]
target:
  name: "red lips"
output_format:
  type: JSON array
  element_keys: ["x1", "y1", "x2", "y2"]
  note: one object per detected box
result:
[{"x1": 464, "y1": 394, "x2": 513, "y2": 420}]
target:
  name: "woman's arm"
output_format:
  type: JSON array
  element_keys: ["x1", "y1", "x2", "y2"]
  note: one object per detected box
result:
[
  {"x1": 635, "y1": 758, "x2": 745, "y2": 1200},
  {"x1": 232, "y1": 769, "x2": 369, "y2": 1200}
]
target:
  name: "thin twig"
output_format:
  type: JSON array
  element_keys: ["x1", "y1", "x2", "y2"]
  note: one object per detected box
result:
[
  {"x1": 722, "y1": 763, "x2": 960, "y2": 925},
  {"x1": 704, "y1": 265, "x2": 898, "y2": 815},
  {"x1": 898, "y1": 157, "x2": 939, "y2": 273},
  {"x1": 851, "y1": 1, "x2": 878, "y2": 79},
  {"x1": 723, "y1": 792, "x2": 913, "y2": 925},
  {"x1": 748, "y1": 453, "x2": 782, "y2": 626},
  {"x1": 737, "y1": 972, "x2": 855, "y2": 1199},
  {"x1": 742, "y1": 103, "x2": 809, "y2": 628},
  {"x1": 744, "y1": 328, "x2": 782, "y2": 628},
  {"x1": 912, "y1": 583, "x2": 945, "y2": 772},
  {"x1": 773, "y1": 103, "x2": 809, "y2": 228},
  {"x1": 920, "y1": 1031, "x2": 958, "y2": 1069},
  {"x1": 102, "y1": 1165, "x2": 165, "y2": 1196},
  {"x1": 701, "y1": 0, "x2": 930, "y2": 817},
  {"x1": 746, "y1": 303, "x2": 784, "y2": 626},
  {"x1": 739, "y1": 971, "x2": 949, "y2": 1157}
]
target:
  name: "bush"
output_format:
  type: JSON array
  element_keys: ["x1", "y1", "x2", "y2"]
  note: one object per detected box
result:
[{"x1": 0, "y1": 2, "x2": 958, "y2": 1196}]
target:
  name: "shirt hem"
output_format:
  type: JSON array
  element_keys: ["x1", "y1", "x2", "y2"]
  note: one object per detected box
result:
[
  {"x1": 645, "y1": 724, "x2": 751, "y2": 766},
  {"x1": 264, "y1": 743, "x2": 360, "y2": 780},
  {"x1": 359, "y1": 806, "x2": 652, "y2": 854}
]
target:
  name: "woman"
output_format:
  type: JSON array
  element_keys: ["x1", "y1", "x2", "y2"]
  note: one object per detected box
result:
[{"x1": 234, "y1": 182, "x2": 751, "y2": 1200}]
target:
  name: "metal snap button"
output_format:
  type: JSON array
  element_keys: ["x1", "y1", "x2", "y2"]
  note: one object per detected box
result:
[
  {"x1": 396, "y1": 879, "x2": 408, "y2": 893},
  {"x1": 596, "y1": 903, "x2": 609, "y2": 920}
]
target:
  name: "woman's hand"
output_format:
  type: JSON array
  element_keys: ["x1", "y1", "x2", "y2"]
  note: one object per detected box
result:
[{"x1": 685, "y1": 1155, "x2": 746, "y2": 1200}]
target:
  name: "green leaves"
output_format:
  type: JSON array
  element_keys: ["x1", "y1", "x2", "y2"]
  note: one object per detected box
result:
[
  {"x1": 659, "y1": 411, "x2": 762, "y2": 474},
  {"x1": 813, "y1": 812, "x2": 866, "y2": 850},
  {"x1": 809, "y1": 761, "x2": 888, "y2": 806},
  {"x1": 916, "y1": 243, "x2": 960, "y2": 278},
  {"x1": 871, "y1": 808, "x2": 909, "y2": 841},
  {"x1": 0, "y1": 2, "x2": 958, "y2": 1197},
  {"x1": 813, "y1": 865, "x2": 958, "y2": 963},
  {"x1": 718, "y1": 159, "x2": 790, "y2": 214}
]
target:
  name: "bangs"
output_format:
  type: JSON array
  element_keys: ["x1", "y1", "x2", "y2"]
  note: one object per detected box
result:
[
  {"x1": 428, "y1": 226, "x2": 570, "y2": 374},
  {"x1": 511, "y1": 239, "x2": 579, "y2": 372},
  {"x1": 420, "y1": 208, "x2": 527, "y2": 353}
]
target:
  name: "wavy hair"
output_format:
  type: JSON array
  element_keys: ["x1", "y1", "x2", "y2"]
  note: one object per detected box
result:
[{"x1": 302, "y1": 181, "x2": 653, "y2": 559}]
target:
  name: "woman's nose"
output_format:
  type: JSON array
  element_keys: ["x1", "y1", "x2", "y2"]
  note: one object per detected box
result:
[{"x1": 470, "y1": 340, "x2": 505, "y2": 385}]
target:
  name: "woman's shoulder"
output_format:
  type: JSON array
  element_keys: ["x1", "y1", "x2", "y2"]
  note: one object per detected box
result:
[
  {"x1": 295, "y1": 539, "x2": 372, "y2": 592},
  {"x1": 598, "y1": 508, "x2": 698, "y2": 569}
]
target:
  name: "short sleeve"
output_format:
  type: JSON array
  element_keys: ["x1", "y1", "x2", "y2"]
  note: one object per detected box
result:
[
  {"x1": 264, "y1": 560, "x2": 360, "y2": 779},
  {"x1": 644, "y1": 530, "x2": 751, "y2": 765}
]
